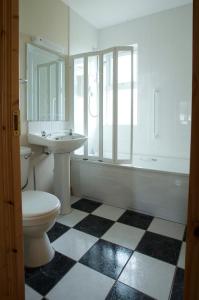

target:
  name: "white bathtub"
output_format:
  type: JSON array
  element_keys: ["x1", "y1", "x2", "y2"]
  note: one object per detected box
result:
[
  {"x1": 71, "y1": 158, "x2": 189, "y2": 224},
  {"x1": 132, "y1": 154, "x2": 190, "y2": 174}
]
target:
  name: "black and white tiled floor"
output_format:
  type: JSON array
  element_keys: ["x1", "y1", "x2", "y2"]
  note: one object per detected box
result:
[{"x1": 25, "y1": 198, "x2": 186, "y2": 300}]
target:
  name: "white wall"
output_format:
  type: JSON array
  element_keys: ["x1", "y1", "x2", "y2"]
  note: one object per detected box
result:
[
  {"x1": 99, "y1": 4, "x2": 192, "y2": 164},
  {"x1": 19, "y1": 0, "x2": 69, "y2": 192},
  {"x1": 69, "y1": 9, "x2": 99, "y2": 55},
  {"x1": 20, "y1": 0, "x2": 69, "y2": 51},
  {"x1": 70, "y1": 5, "x2": 192, "y2": 222},
  {"x1": 20, "y1": 0, "x2": 70, "y2": 142},
  {"x1": 19, "y1": 1, "x2": 98, "y2": 192},
  {"x1": 19, "y1": 1, "x2": 192, "y2": 223}
]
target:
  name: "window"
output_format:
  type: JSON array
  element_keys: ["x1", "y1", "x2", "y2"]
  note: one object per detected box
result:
[{"x1": 73, "y1": 46, "x2": 136, "y2": 164}]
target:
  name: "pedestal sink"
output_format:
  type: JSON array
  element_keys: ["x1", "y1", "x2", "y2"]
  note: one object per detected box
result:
[{"x1": 28, "y1": 131, "x2": 87, "y2": 214}]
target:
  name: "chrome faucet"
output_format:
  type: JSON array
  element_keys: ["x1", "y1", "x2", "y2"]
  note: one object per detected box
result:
[
  {"x1": 69, "y1": 129, "x2": 73, "y2": 136},
  {"x1": 41, "y1": 130, "x2": 47, "y2": 137},
  {"x1": 41, "y1": 131, "x2": 51, "y2": 138}
]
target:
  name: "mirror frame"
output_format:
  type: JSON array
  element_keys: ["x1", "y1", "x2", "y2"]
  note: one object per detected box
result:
[{"x1": 26, "y1": 42, "x2": 69, "y2": 122}]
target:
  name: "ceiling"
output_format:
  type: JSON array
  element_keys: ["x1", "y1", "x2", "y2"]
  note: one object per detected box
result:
[{"x1": 63, "y1": 0, "x2": 192, "y2": 29}]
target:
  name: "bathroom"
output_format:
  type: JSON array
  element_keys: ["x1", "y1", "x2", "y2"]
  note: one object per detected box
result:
[{"x1": 17, "y1": 0, "x2": 192, "y2": 299}]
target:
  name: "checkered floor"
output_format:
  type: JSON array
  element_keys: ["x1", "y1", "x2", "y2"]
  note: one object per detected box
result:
[{"x1": 25, "y1": 198, "x2": 186, "y2": 300}]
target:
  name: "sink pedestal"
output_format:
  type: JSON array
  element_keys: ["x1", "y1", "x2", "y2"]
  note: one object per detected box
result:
[
  {"x1": 54, "y1": 153, "x2": 71, "y2": 215},
  {"x1": 28, "y1": 131, "x2": 87, "y2": 214}
]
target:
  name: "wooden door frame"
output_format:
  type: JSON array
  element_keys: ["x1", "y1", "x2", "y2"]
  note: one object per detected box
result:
[
  {"x1": 0, "y1": 0, "x2": 24, "y2": 299},
  {"x1": 184, "y1": 1, "x2": 199, "y2": 299}
]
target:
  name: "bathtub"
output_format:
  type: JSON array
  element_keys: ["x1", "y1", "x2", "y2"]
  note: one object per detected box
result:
[{"x1": 71, "y1": 158, "x2": 189, "y2": 224}]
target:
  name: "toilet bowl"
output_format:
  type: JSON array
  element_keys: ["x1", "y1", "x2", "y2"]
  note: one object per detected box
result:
[{"x1": 20, "y1": 146, "x2": 61, "y2": 268}]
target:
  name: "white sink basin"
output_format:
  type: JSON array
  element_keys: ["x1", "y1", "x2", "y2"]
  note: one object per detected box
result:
[
  {"x1": 28, "y1": 131, "x2": 87, "y2": 153},
  {"x1": 28, "y1": 131, "x2": 87, "y2": 215}
]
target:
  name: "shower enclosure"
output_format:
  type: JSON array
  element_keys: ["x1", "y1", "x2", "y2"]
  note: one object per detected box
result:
[
  {"x1": 72, "y1": 45, "x2": 191, "y2": 174},
  {"x1": 72, "y1": 46, "x2": 134, "y2": 164}
]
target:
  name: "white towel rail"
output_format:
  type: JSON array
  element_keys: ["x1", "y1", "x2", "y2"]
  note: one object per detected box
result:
[{"x1": 154, "y1": 89, "x2": 159, "y2": 138}]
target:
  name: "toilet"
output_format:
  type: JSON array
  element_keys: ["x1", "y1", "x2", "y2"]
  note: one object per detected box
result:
[{"x1": 20, "y1": 146, "x2": 60, "y2": 268}]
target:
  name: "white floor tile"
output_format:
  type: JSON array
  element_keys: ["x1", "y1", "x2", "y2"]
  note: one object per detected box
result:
[
  {"x1": 178, "y1": 242, "x2": 186, "y2": 269},
  {"x1": 25, "y1": 285, "x2": 41, "y2": 300},
  {"x1": 71, "y1": 195, "x2": 82, "y2": 204},
  {"x1": 52, "y1": 228, "x2": 98, "y2": 260},
  {"x1": 119, "y1": 252, "x2": 175, "y2": 300},
  {"x1": 148, "y1": 218, "x2": 185, "y2": 240},
  {"x1": 58, "y1": 208, "x2": 88, "y2": 227},
  {"x1": 47, "y1": 263, "x2": 114, "y2": 300},
  {"x1": 102, "y1": 222, "x2": 145, "y2": 250},
  {"x1": 92, "y1": 204, "x2": 125, "y2": 221}
]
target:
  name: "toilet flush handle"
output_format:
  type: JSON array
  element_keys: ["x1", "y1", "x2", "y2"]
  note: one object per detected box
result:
[{"x1": 24, "y1": 152, "x2": 33, "y2": 159}]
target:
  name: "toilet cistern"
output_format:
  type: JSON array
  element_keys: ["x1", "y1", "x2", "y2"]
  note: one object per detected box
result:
[{"x1": 28, "y1": 131, "x2": 87, "y2": 214}]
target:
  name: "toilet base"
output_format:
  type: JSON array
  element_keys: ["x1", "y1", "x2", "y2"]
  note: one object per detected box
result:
[{"x1": 24, "y1": 233, "x2": 55, "y2": 268}]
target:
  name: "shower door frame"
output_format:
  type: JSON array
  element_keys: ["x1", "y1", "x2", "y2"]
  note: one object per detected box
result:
[{"x1": 71, "y1": 46, "x2": 134, "y2": 164}]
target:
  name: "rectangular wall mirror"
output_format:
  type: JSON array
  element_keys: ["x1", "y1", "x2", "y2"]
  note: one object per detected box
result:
[{"x1": 27, "y1": 43, "x2": 66, "y2": 121}]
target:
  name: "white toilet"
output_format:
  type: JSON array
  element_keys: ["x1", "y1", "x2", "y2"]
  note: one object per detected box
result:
[{"x1": 20, "y1": 146, "x2": 61, "y2": 268}]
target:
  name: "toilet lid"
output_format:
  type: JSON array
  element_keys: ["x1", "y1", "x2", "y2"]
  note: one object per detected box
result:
[{"x1": 22, "y1": 191, "x2": 60, "y2": 218}]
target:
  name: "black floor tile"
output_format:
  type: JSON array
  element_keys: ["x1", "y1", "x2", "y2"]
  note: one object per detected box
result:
[
  {"x1": 170, "y1": 268, "x2": 184, "y2": 300},
  {"x1": 25, "y1": 251, "x2": 75, "y2": 296},
  {"x1": 136, "y1": 231, "x2": 182, "y2": 265},
  {"x1": 80, "y1": 239, "x2": 133, "y2": 279},
  {"x1": 47, "y1": 222, "x2": 70, "y2": 242},
  {"x1": 106, "y1": 281, "x2": 155, "y2": 300},
  {"x1": 71, "y1": 198, "x2": 102, "y2": 213},
  {"x1": 118, "y1": 210, "x2": 153, "y2": 230},
  {"x1": 74, "y1": 214, "x2": 114, "y2": 237}
]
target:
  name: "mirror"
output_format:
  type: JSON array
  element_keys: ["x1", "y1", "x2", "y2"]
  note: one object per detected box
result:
[{"x1": 27, "y1": 44, "x2": 66, "y2": 121}]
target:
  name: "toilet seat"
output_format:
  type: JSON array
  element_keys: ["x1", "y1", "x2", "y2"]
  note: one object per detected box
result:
[{"x1": 22, "y1": 191, "x2": 60, "y2": 226}]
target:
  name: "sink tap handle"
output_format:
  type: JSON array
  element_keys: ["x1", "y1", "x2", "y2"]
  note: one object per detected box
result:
[{"x1": 41, "y1": 130, "x2": 46, "y2": 137}]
